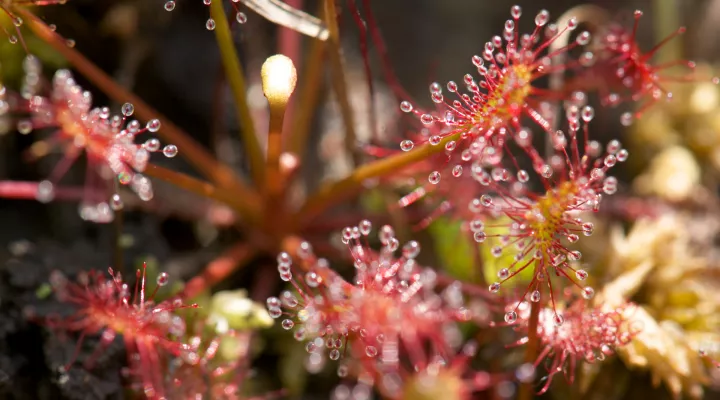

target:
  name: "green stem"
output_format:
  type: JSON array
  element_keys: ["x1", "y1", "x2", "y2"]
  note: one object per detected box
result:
[
  {"x1": 654, "y1": 0, "x2": 682, "y2": 64},
  {"x1": 209, "y1": 1, "x2": 265, "y2": 186},
  {"x1": 295, "y1": 131, "x2": 461, "y2": 227},
  {"x1": 322, "y1": 0, "x2": 359, "y2": 166}
]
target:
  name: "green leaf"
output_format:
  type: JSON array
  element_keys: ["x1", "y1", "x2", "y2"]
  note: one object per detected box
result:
[
  {"x1": 427, "y1": 216, "x2": 535, "y2": 288},
  {"x1": 428, "y1": 217, "x2": 476, "y2": 282},
  {"x1": 35, "y1": 282, "x2": 52, "y2": 299},
  {"x1": 279, "y1": 338, "x2": 309, "y2": 395},
  {"x1": 480, "y1": 216, "x2": 535, "y2": 288},
  {"x1": 208, "y1": 289, "x2": 274, "y2": 331},
  {"x1": 0, "y1": 22, "x2": 66, "y2": 85}
]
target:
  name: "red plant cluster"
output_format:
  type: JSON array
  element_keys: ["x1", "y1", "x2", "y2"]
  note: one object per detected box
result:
[
  {"x1": 506, "y1": 295, "x2": 639, "y2": 394},
  {"x1": 0, "y1": 60, "x2": 177, "y2": 222},
  {"x1": 47, "y1": 263, "x2": 197, "y2": 398},
  {"x1": 267, "y1": 222, "x2": 501, "y2": 398}
]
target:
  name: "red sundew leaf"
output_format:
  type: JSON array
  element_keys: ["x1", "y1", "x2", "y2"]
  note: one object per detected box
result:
[
  {"x1": 267, "y1": 221, "x2": 473, "y2": 380},
  {"x1": 1, "y1": 64, "x2": 178, "y2": 222},
  {"x1": 589, "y1": 10, "x2": 717, "y2": 125},
  {"x1": 396, "y1": 6, "x2": 592, "y2": 177},
  {"x1": 508, "y1": 297, "x2": 639, "y2": 395},
  {"x1": 47, "y1": 263, "x2": 198, "y2": 398}
]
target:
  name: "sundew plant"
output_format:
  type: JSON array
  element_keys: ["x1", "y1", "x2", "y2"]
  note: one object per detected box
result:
[{"x1": 2, "y1": 1, "x2": 720, "y2": 399}]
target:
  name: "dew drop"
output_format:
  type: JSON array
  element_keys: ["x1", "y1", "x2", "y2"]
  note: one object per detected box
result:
[
  {"x1": 517, "y1": 170, "x2": 529, "y2": 182},
  {"x1": 144, "y1": 138, "x2": 161, "y2": 152},
  {"x1": 281, "y1": 319, "x2": 294, "y2": 330},
  {"x1": 36, "y1": 180, "x2": 55, "y2": 203},
  {"x1": 576, "y1": 31, "x2": 591, "y2": 45},
  {"x1": 620, "y1": 112, "x2": 634, "y2": 126},
  {"x1": 469, "y1": 219, "x2": 484, "y2": 232},
  {"x1": 359, "y1": 220, "x2": 372, "y2": 235},
  {"x1": 480, "y1": 195, "x2": 493, "y2": 207},
  {"x1": 530, "y1": 290, "x2": 541, "y2": 302},
  {"x1": 206, "y1": 18, "x2": 216, "y2": 30},
  {"x1": 164, "y1": 1, "x2": 176, "y2": 11},
  {"x1": 604, "y1": 154, "x2": 617, "y2": 168},
  {"x1": 535, "y1": 10, "x2": 549, "y2": 26},
  {"x1": 236, "y1": 12, "x2": 247, "y2": 24},
  {"x1": 118, "y1": 172, "x2": 132, "y2": 185},
  {"x1": 400, "y1": 101, "x2": 413, "y2": 113},
  {"x1": 402, "y1": 240, "x2": 421, "y2": 259},
  {"x1": 582, "y1": 286, "x2": 595, "y2": 299},
  {"x1": 567, "y1": 17, "x2": 577, "y2": 30},
  {"x1": 575, "y1": 269, "x2": 588, "y2": 281},
  {"x1": 163, "y1": 144, "x2": 178, "y2": 158},
  {"x1": 489, "y1": 282, "x2": 500, "y2": 293},
  {"x1": 157, "y1": 272, "x2": 169, "y2": 286},
  {"x1": 498, "y1": 268, "x2": 509, "y2": 280},
  {"x1": 504, "y1": 311, "x2": 518, "y2": 323},
  {"x1": 452, "y1": 165, "x2": 463, "y2": 177},
  {"x1": 616, "y1": 149, "x2": 629, "y2": 162},
  {"x1": 17, "y1": 120, "x2": 32, "y2": 134},
  {"x1": 400, "y1": 140, "x2": 414, "y2": 152},
  {"x1": 428, "y1": 171, "x2": 441, "y2": 185},
  {"x1": 121, "y1": 103, "x2": 134, "y2": 117},
  {"x1": 365, "y1": 346, "x2": 378, "y2": 357},
  {"x1": 553, "y1": 313, "x2": 564, "y2": 326},
  {"x1": 110, "y1": 194, "x2": 123, "y2": 210},
  {"x1": 474, "y1": 231, "x2": 487, "y2": 243},
  {"x1": 146, "y1": 119, "x2": 161, "y2": 132},
  {"x1": 429, "y1": 82, "x2": 442, "y2": 94}
]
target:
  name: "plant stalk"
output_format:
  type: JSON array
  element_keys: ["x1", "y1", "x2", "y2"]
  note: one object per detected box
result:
[
  {"x1": 288, "y1": 35, "x2": 326, "y2": 156},
  {"x1": 295, "y1": 131, "x2": 461, "y2": 226},
  {"x1": 19, "y1": 8, "x2": 248, "y2": 193},
  {"x1": 145, "y1": 164, "x2": 261, "y2": 225},
  {"x1": 209, "y1": 0, "x2": 265, "y2": 186},
  {"x1": 180, "y1": 242, "x2": 257, "y2": 300},
  {"x1": 322, "y1": 0, "x2": 359, "y2": 166}
]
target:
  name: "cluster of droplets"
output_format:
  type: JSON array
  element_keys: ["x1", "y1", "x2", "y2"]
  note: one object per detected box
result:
[
  {"x1": 396, "y1": 6, "x2": 594, "y2": 171},
  {"x1": 268, "y1": 221, "x2": 473, "y2": 378},
  {"x1": 392, "y1": 6, "x2": 610, "y2": 208},
  {"x1": 593, "y1": 10, "x2": 719, "y2": 126},
  {"x1": 164, "y1": 325, "x2": 252, "y2": 400},
  {"x1": 163, "y1": 0, "x2": 247, "y2": 30},
  {"x1": 13, "y1": 64, "x2": 179, "y2": 222},
  {"x1": 1, "y1": 1, "x2": 70, "y2": 46},
  {"x1": 461, "y1": 110, "x2": 628, "y2": 309},
  {"x1": 49, "y1": 263, "x2": 199, "y2": 398},
  {"x1": 509, "y1": 298, "x2": 638, "y2": 394}
]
